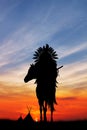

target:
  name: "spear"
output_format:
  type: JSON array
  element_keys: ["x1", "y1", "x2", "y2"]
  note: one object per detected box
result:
[{"x1": 57, "y1": 65, "x2": 63, "y2": 70}]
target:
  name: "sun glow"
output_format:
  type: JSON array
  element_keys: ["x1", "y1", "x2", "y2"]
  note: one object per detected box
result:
[{"x1": 35, "y1": 117, "x2": 38, "y2": 122}]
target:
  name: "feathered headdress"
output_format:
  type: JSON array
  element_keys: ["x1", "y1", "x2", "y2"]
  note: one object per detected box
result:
[{"x1": 33, "y1": 44, "x2": 58, "y2": 62}]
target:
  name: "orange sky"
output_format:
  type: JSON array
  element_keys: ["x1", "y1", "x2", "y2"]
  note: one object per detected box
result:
[
  {"x1": 0, "y1": 67, "x2": 87, "y2": 122},
  {"x1": 0, "y1": 93, "x2": 87, "y2": 121}
]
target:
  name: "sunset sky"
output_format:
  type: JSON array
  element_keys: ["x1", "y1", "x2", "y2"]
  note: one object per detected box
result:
[{"x1": 0, "y1": 0, "x2": 87, "y2": 121}]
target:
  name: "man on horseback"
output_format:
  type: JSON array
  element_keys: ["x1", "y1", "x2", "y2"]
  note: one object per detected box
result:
[{"x1": 24, "y1": 44, "x2": 63, "y2": 122}]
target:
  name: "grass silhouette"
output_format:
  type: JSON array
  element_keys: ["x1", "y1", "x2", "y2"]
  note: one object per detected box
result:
[{"x1": 0, "y1": 118, "x2": 87, "y2": 130}]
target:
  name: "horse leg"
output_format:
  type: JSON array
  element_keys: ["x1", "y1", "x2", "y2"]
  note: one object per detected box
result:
[
  {"x1": 51, "y1": 109, "x2": 53, "y2": 122},
  {"x1": 40, "y1": 104, "x2": 42, "y2": 122},
  {"x1": 43, "y1": 101, "x2": 47, "y2": 122},
  {"x1": 51, "y1": 104, "x2": 54, "y2": 122}
]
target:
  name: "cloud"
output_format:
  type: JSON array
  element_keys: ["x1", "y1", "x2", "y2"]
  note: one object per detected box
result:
[
  {"x1": 0, "y1": 0, "x2": 87, "y2": 105},
  {"x1": 57, "y1": 42, "x2": 87, "y2": 59},
  {"x1": 58, "y1": 96, "x2": 77, "y2": 101},
  {"x1": 0, "y1": 0, "x2": 23, "y2": 22},
  {"x1": 1, "y1": 0, "x2": 86, "y2": 72},
  {"x1": 58, "y1": 59, "x2": 87, "y2": 84},
  {"x1": 56, "y1": 59, "x2": 87, "y2": 99}
]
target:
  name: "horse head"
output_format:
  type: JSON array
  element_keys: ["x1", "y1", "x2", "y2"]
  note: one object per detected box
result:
[{"x1": 24, "y1": 64, "x2": 37, "y2": 83}]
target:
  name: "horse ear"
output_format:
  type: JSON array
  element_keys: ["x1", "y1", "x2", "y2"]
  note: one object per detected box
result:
[
  {"x1": 30, "y1": 64, "x2": 33, "y2": 66},
  {"x1": 31, "y1": 63, "x2": 34, "y2": 66}
]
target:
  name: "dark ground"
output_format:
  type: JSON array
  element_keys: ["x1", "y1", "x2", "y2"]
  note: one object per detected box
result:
[{"x1": 0, "y1": 119, "x2": 87, "y2": 130}]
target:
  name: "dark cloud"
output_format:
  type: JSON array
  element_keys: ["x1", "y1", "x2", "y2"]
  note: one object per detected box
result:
[{"x1": 58, "y1": 96, "x2": 77, "y2": 101}]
